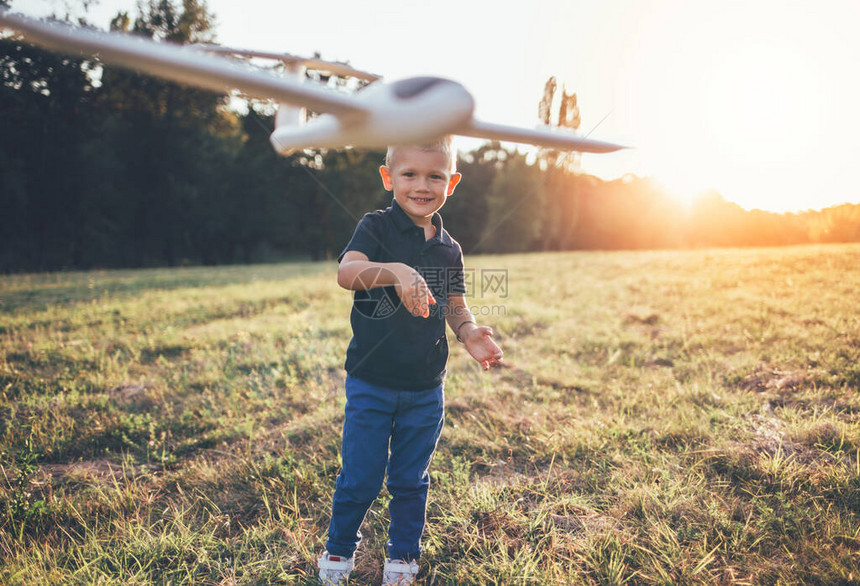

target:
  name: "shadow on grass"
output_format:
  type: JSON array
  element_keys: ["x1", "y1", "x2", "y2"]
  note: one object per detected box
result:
[{"x1": 0, "y1": 262, "x2": 333, "y2": 314}]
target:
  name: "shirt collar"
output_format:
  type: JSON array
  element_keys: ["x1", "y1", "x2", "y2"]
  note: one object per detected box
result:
[{"x1": 389, "y1": 199, "x2": 454, "y2": 247}]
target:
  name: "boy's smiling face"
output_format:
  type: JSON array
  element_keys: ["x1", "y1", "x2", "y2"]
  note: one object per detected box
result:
[{"x1": 380, "y1": 147, "x2": 461, "y2": 226}]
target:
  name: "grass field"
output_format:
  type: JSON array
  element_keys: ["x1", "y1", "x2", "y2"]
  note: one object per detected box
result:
[{"x1": 2, "y1": 245, "x2": 859, "y2": 584}]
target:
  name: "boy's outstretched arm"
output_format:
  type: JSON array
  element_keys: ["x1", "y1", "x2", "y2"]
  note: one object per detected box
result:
[
  {"x1": 446, "y1": 294, "x2": 503, "y2": 370},
  {"x1": 338, "y1": 250, "x2": 436, "y2": 318}
]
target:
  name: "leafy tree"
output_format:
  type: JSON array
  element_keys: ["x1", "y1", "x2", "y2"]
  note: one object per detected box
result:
[
  {"x1": 479, "y1": 149, "x2": 545, "y2": 253},
  {"x1": 537, "y1": 76, "x2": 556, "y2": 127},
  {"x1": 803, "y1": 204, "x2": 860, "y2": 244},
  {"x1": 313, "y1": 148, "x2": 389, "y2": 260},
  {"x1": 558, "y1": 90, "x2": 581, "y2": 131},
  {"x1": 444, "y1": 141, "x2": 505, "y2": 254},
  {"x1": 90, "y1": 0, "x2": 239, "y2": 267},
  {"x1": 0, "y1": 30, "x2": 96, "y2": 270}
]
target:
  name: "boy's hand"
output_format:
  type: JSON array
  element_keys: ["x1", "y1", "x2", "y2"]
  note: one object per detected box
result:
[
  {"x1": 393, "y1": 265, "x2": 436, "y2": 318},
  {"x1": 460, "y1": 323, "x2": 504, "y2": 370}
]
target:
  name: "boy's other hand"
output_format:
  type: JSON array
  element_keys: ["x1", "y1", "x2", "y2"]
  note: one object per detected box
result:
[
  {"x1": 394, "y1": 265, "x2": 436, "y2": 318},
  {"x1": 461, "y1": 324, "x2": 504, "y2": 370}
]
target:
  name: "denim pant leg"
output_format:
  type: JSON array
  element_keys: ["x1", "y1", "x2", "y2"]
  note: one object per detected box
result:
[
  {"x1": 385, "y1": 384, "x2": 445, "y2": 561},
  {"x1": 326, "y1": 375, "x2": 396, "y2": 558}
]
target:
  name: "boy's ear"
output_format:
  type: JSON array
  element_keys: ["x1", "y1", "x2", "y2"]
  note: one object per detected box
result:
[
  {"x1": 379, "y1": 166, "x2": 393, "y2": 191},
  {"x1": 446, "y1": 172, "x2": 462, "y2": 196}
]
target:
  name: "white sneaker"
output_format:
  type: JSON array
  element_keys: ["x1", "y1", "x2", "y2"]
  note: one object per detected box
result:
[
  {"x1": 381, "y1": 558, "x2": 419, "y2": 585},
  {"x1": 318, "y1": 551, "x2": 354, "y2": 585}
]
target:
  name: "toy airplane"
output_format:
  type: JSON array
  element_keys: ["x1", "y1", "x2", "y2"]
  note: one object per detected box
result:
[{"x1": 0, "y1": 10, "x2": 627, "y2": 156}]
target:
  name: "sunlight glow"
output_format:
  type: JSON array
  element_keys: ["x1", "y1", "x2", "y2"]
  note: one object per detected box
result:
[
  {"x1": 587, "y1": 0, "x2": 859, "y2": 212},
  {"x1": 703, "y1": 41, "x2": 824, "y2": 167}
]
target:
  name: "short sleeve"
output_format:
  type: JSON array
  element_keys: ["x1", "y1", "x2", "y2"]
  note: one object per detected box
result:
[
  {"x1": 338, "y1": 213, "x2": 382, "y2": 263},
  {"x1": 447, "y1": 243, "x2": 467, "y2": 295}
]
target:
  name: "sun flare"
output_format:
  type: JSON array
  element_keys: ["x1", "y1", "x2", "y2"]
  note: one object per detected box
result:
[
  {"x1": 688, "y1": 37, "x2": 832, "y2": 211},
  {"x1": 601, "y1": 0, "x2": 858, "y2": 213}
]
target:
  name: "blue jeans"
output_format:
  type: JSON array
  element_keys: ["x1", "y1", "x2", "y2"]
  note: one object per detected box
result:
[{"x1": 325, "y1": 375, "x2": 445, "y2": 561}]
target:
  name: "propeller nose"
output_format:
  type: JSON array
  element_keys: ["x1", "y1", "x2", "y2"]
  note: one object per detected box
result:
[{"x1": 386, "y1": 76, "x2": 475, "y2": 134}]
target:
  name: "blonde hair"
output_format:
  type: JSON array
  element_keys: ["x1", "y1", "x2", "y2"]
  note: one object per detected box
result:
[{"x1": 385, "y1": 136, "x2": 457, "y2": 173}]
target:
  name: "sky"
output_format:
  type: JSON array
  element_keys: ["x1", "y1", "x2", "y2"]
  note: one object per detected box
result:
[{"x1": 15, "y1": 0, "x2": 860, "y2": 213}]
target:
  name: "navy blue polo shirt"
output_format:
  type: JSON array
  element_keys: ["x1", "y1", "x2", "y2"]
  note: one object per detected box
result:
[{"x1": 338, "y1": 199, "x2": 467, "y2": 391}]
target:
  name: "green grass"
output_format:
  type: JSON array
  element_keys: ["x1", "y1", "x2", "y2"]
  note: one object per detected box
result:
[{"x1": 2, "y1": 245, "x2": 859, "y2": 584}]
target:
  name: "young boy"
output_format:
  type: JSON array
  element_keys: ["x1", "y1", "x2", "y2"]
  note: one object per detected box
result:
[{"x1": 318, "y1": 137, "x2": 503, "y2": 585}]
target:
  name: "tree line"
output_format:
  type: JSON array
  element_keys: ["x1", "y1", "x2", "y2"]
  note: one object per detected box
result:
[{"x1": 2, "y1": 0, "x2": 859, "y2": 273}]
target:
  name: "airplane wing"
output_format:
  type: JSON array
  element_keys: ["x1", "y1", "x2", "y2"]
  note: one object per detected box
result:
[
  {"x1": 461, "y1": 119, "x2": 627, "y2": 153},
  {"x1": 0, "y1": 10, "x2": 366, "y2": 117}
]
